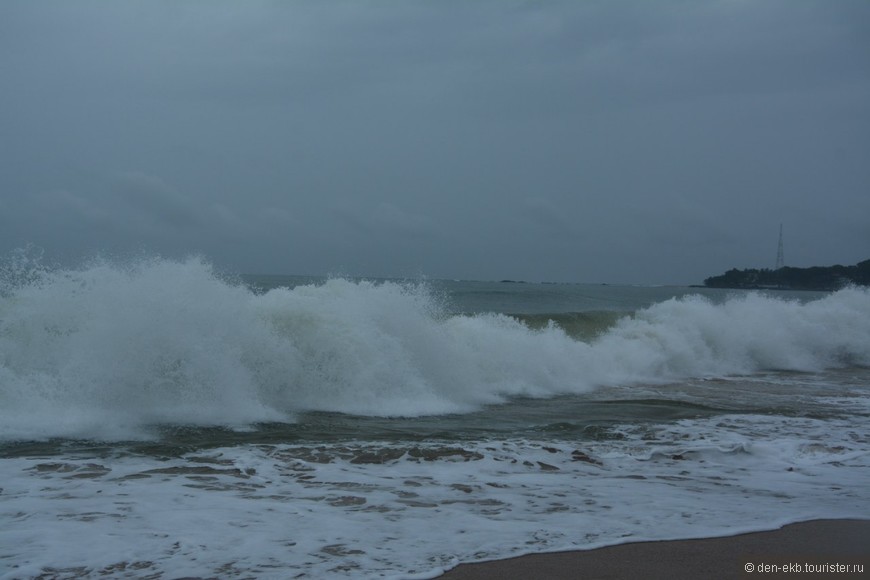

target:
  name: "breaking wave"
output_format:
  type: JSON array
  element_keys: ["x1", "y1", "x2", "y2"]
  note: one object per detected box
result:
[{"x1": 1, "y1": 255, "x2": 868, "y2": 440}]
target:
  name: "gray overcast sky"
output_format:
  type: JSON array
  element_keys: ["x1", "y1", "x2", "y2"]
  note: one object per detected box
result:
[{"x1": 2, "y1": 0, "x2": 868, "y2": 284}]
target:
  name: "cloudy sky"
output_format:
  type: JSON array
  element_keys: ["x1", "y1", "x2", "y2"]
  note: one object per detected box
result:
[{"x1": 2, "y1": 1, "x2": 868, "y2": 284}]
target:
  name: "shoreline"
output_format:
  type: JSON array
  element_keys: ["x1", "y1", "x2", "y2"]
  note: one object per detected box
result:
[{"x1": 437, "y1": 519, "x2": 870, "y2": 579}]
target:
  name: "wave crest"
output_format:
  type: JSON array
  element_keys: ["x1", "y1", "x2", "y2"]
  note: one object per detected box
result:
[{"x1": 1, "y1": 256, "x2": 868, "y2": 440}]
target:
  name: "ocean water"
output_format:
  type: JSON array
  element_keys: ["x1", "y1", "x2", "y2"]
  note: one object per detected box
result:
[{"x1": 1, "y1": 256, "x2": 868, "y2": 578}]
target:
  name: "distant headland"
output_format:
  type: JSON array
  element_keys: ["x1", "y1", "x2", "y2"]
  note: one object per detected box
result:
[{"x1": 703, "y1": 259, "x2": 870, "y2": 291}]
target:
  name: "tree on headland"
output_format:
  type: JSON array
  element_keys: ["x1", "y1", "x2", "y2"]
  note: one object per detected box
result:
[{"x1": 703, "y1": 259, "x2": 870, "y2": 291}]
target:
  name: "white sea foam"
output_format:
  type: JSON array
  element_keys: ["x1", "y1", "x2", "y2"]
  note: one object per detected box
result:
[
  {"x1": 1, "y1": 413, "x2": 867, "y2": 578},
  {"x1": 1, "y1": 256, "x2": 869, "y2": 440}
]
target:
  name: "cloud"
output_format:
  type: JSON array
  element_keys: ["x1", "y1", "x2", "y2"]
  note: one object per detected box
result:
[
  {"x1": 370, "y1": 202, "x2": 437, "y2": 237},
  {"x1": 330, "y1": 200, "x2": 436, "y2": 238},
  {"x1": 1, "y1": 1, "x2": 868, "y2": 283},
  {"x1": 111, "y1": 172, "x2": 200, "y2": 229},
  {"x1": 257, "y1": 206, "x2": 299, "y2": 228},
  {"x1": 37, "y1": 189, "x2": 112, "y2": 225},
  {"x1": 519, "y1": 197, "x2": 580, "y2": 237}
]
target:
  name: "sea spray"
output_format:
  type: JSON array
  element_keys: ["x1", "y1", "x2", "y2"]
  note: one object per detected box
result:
[
  {"x1": 1, "y1": 255, "x2": 869, "y2": 441},
  {"x1": 596, "y1": 288, "x2": 870, "y2": 379},
  {"x1": 0, "y1": 256, "x2": 287, "y2": 439}
]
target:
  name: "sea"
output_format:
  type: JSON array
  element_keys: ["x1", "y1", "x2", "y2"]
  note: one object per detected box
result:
[{"x1": 1, "y1": 256, "x2": 868, "y2": 579}]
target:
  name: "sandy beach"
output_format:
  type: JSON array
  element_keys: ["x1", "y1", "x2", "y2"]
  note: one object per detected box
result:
[{"x1": 439, "y1": 520, "x2": 870, "y2": 579}]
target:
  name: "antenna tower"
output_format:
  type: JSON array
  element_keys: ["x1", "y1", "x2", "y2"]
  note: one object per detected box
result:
[{"x1": 775, "y1": 224, "x2": 785, "y2": 270}]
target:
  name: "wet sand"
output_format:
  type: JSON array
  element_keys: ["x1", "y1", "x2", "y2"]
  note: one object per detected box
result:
[{"x1": 438, "y1": 519, "x2": 870, "y2": 579}]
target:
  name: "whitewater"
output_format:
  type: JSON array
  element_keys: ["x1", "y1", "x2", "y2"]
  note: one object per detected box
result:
[{"x1": 1, "y1": 256, "x2": 869, "y2": 578}]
